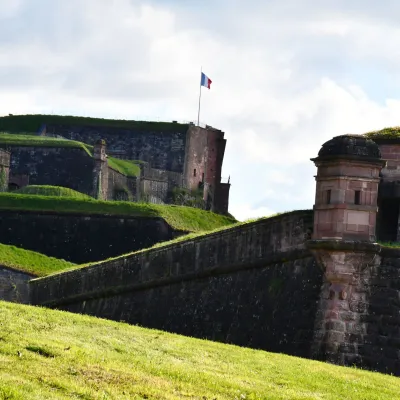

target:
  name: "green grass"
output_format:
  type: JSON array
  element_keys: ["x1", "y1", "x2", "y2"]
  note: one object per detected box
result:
[
  {"x1": 0, "y1": 132, "x2": 93, "y2": 156},
  {"x1": 0, "y1": 301, "x2": 398, "y2": 399},
  {"x1": 0, "y1": 114, "x2": 189, "y2": 133},
  {"x1": 107, "y1": 157, "x2": 141, "y2": 177},
  {"x1": 363, "y1": 127, "x2": 400, "y2": 139},
  {"x1": 378, "y1": 241, "x2": 400, "y2": 248},
  {"x1": 14, "y1": 185, "x2": 92, "y2": 199},
  {"x1": 0, "y1": 193, "x2": 236, "y2": 232},
  {"x1": 0, "y1": 243, "x2": 74, "y2": 276}
]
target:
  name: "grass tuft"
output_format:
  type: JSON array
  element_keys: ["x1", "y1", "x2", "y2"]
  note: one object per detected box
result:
[{"x1": 0, "y1": 301, "x2": 398, "y2": 399}]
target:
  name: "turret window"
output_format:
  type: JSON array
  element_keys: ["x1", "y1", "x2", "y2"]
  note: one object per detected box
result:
[
  {"x1": 194, "y1": 169, "x2": 197, "y2": 177},
  {"x1": 355, "y1": 190, "x2": 361, "y2": 205},
  {"x1": 326, "y1": 190, "x2": 331, "y2": 204}
]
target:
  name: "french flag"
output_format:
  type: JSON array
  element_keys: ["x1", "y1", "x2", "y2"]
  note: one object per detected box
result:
[{"x1": 200, "y1": 72, "x2": 212, "y2": 89}]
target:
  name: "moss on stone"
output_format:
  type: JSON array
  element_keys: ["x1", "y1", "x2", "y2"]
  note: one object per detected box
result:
[{"x1": 363, "y1": 127, "x2": 400, "y2": 139}]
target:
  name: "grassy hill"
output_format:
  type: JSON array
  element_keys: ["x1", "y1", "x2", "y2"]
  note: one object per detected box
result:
[
  {"x1": 0, "y1": 301, "x2": 398, "y2": 399},
  {"x1": 0, "y1": 114, "x2": 188, "y2": 133},
  {"x1": 0, "y1": 243, "x2": 74, "y2": 276},
  {"x1": 0, "y1": 193, "x2": 236, "y2": 233},
  {"x1": 14, "y1": 185, "x2": 92, "y2": 199}
]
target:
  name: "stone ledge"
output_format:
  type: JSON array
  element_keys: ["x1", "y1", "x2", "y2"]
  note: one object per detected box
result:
[{"x1": 307, "y1": 240, "x2": 381, "y2": 253}]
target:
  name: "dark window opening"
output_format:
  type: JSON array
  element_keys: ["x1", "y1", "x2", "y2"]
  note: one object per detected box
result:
[
  {"x1": 202, "y1": 172, "x2": 204, "y2": 182},
  {"x1": 194, "y1": 169, "x2": 197, "y2": 177},
  {"x1": 326, "y1": 189, "x2": 331, "y2": 204},
  {"x1": 355, "y1": 190, "x2": 361, "y2": 205}
]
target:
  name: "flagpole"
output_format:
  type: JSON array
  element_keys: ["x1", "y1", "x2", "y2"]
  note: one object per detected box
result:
[{"x1": 197, "y1": 66, "x2": 202, "y2": 127}]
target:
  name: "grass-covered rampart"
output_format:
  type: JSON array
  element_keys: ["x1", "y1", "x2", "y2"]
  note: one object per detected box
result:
[
  {"x1": 0, "y1": 243, "x2": 74, "y2": 276},
  {"x1": 0, "y1": 193, "x2": 236, "y2": 233},
  {"x1": 0, "y1": 114, "x2": 189, "y2": 133},
  {"x1": 14, "y1": 185, "x2": 92, "y2": 199}
]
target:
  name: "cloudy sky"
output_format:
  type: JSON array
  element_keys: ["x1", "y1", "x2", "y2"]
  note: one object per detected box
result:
[{"x1": 2, "y1": 0, "x2": 400, "y2": 220}]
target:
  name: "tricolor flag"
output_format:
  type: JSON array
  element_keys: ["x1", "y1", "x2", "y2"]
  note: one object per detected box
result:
[{"x1": 200, "y1": 72, "x2": 212, "y2": 89}]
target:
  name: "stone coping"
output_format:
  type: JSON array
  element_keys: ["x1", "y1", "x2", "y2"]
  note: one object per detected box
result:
[{"x1": 307, "y1": 240, "x2": 381, "y2": 253}]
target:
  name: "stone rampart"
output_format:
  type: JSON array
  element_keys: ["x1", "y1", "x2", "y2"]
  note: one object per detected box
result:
[
  {"x1": 0, "y1": 211, "x2": 180, "y2": 263},
  {"x1": 30, "y1": 210, "x2": 321, "y2": 358}
]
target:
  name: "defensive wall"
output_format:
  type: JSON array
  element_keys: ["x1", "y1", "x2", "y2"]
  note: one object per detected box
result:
[
  {"x1": 0, "y1": 211, "x2": 181, "y2": 263},
  {"x1": 0, "y1": 266, "x2": 33, "y2": 304},
  {"x1": 42, "y1": 121, "x2": 230, "y2": 213},
  {"x1": 25, "y1": 208, "x2": 400, "y2": 376},
  {"x1": 5, "y1": 145, "x2": 139, "y2": 201},
  {"x1": 30, "y1": 211, "x2": 322, "y2": 359}
]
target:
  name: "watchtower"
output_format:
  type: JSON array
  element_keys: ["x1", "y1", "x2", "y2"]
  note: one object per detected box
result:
[{"x1": 311, "y1": 135, "x2": 385, "y2": 242}]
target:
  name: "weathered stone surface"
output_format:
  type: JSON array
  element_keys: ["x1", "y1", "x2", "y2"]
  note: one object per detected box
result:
[
  {"x1": 0, "y1": 266, "x2": 33, "y2": 303},
  {"x1": 30, "y1": 211, "x2": 320, "y2": 358},
  {"x1": 46, "y1": 124, "x2": 188, "y2": 173},
  {"x1": 0, "y1": 211, "x2": 180, "y2": 263}
]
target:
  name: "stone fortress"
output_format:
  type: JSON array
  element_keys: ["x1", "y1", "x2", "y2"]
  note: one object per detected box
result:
[
  {"x1": 1, "y1": 117, "x2": 231, "y2": 214},
  {"x1": 1, "y1": 117, "x2": 400, "y2": 377},
  {"x1": 0, "y1": 116, "x2": 230, "y2": 214}
]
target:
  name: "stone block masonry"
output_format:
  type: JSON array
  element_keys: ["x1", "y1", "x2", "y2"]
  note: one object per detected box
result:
[
  {"x1": 30, "y1": 211, "x2": 322, "y2": 358},
  {"x1": 0, "y1": 266, "x2": 33, "y2": 304},
  {"x1": 309, "y1": 241, "x2": 400, "y2": 376},
  {"x1": 0, "y1": 211, "x2": 181, "y2": 264}
]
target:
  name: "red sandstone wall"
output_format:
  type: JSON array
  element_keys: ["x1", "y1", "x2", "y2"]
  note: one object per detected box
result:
[
  {"x1": 184, "y1": 126, "x2": 208, "y2": 191},
  {"x1": 377, "y1": 143, "x2": 400, "y2": 181}
]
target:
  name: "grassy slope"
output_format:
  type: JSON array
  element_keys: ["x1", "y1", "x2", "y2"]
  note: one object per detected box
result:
[
  {"x1": 0, "y1": 243, "x2": 74, "y2": 276},
  {"x1": 0, "y1": 301, "x2": 398, "y2": 400},
  {"x1": 0, "y1": 114, "x2": 188, "y2": 133},
  {"x1": 107, "y1": 157, "x2": 141, "y2": 177},
  {"x1": 15, "y1": 185, "x2": 92, "y2": 199},
  {"x1": 0, "y1": 132, "x2": 93, "y2": 156},
  {"x1": 0, "y1": 193, "x2": 235, "y2": 232}
]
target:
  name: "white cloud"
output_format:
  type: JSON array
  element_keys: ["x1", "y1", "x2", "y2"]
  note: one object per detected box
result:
[
  {"x1": 1, "y1": 0, "x2": 400, "y2": 219},
  {"x1": 229, "y1": 203, "x2": 276, "y2": 222}
]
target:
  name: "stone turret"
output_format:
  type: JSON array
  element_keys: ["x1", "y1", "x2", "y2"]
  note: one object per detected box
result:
[
  {"x1": 94, "y1": 139, "x2": 106, "y2": 162},
  {"x1": 92, "y1": 139, "x2": 108, "y2": 199},
  {"x1": 308, "y1": 134, "x2": 386, "y2": 366},
  {"x1": 311, "y1": 134, "x2": 385, "y2": 242}
]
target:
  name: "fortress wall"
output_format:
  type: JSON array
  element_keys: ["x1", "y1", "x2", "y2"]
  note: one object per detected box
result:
[
  {"x1": 106, "y1": 167, "x2": 138, "y2": 201},
  {"x1": 356, "y1": 248, "x2": 400, "y2": 375},
  {"x1": 0, "y1": 211, "x2": 180, "y2": 264},
  {"x1": 7, "y1": 147, "x2": 95, "y2": 196},
  {"x1": 46, "y1": 124, "x2": 188, "y2": 173},
  {"x1": 0, "y1": 266, "x2": 33, "y2": 304},
  {"x1": 30, "y1": 210, "x2": 323, "y2": 358}
]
